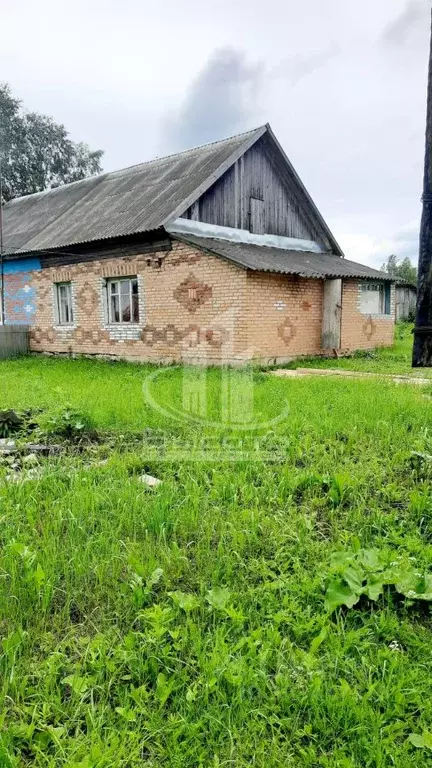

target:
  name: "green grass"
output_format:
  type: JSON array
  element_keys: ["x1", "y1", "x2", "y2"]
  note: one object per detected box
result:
[
  {"x1": 1, "y1": 340, "x2": 432, "y2": 766},
  {"x1": 280, "y1": 322, "x2": 432, "y2": 377}
]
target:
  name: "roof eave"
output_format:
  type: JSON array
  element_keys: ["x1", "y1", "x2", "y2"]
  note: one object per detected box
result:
[
  {"x1": 172, "y1": 234, "x2": 395, "y2": 281},
  {"x1": 3, "y1": 227, "x2": 167, "y2": 260}
]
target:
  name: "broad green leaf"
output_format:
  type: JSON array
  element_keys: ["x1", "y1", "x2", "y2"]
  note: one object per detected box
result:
[
  {"x1": 169, "y1": 591, "x2": 200, "y2": 612},
  {"x1": 342, "y1": 565, "x2": 364, "y2": 593},
  {"x1": 2, "y1": 629, "x2": 25, "y2": 655},
  {"x1": 130, "y1": 684, "x2": 149, "y2": 708},
  {"x1": 61, "y1": 675, "x2": 93, "y2": 696},
  {"x1": 32, "y1": 563, "x2": 46, "y2": 591},
  {"x1": 206, "y1": 587, "x2": 231, "y2": 610},
  {"x1": 127, "y1": 555, "x2": 146, "y2": 578},
  {"x1": 147, "y1": 567, "x2": 164, "y2": 587},
  {"x1": 358, "y1": 548, "x2": 382, "y2": 571},
  {"x1": 408, "y1": 731, "x2": 432, "y2": 749},
  {"x1": 9, "y1": 541, "x2": 35, "y2": 564},
  {"x1": 309, "y1": 627, "x2": 328, "y2": 655},
  {"x1": 324, "y1": 577, "x2": 361, "y2": 613},
  {"x1": 365, "y1": 577, "x2": 384, "y2": 601},
  {"x1": 397, "y1": 573, "x2": 432, "y2": 601},
  {"x1": 155, "y1": 672, "x2": 174, "y2": 706},
  {"x1": 330, "y1": 551, "x2": 354, "y2": 568},
  {"x1": 186, "y1": 684, "x2": 198, "y2": 702}
]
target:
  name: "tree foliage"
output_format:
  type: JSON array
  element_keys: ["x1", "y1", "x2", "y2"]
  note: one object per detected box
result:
[
  {"x1": 0, "y1": 83, "x2": 103, "y2": 202},
  {"x1": 381, "y1": 253, "x2": 417, "y2": 285}
]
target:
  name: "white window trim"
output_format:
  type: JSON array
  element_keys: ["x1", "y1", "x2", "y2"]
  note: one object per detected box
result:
[
  {"x1": 357, "y1": 282, "x2": 394, "y2": 319},
  {"x1": 106, "y1": 276, "x2": 140, "y2": 325},
  {"x1": 53, "y1": 281, "x2": 77, "y2": 330},
  {"x1": 100, "y1": 275, "x2": 145, "y2": 340}
]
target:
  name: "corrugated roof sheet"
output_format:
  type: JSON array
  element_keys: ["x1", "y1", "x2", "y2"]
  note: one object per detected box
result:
[
  {"x1": 2, "y1": 126, "x2": 266, "y2": 256},
  {"x1": 176, "y1": 234, "x2": 394, "y2": 281}
]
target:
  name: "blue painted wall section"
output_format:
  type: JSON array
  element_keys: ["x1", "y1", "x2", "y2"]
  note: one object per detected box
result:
[{"x1": 3, "y1": 258, "x2": 41, "y2": 325}]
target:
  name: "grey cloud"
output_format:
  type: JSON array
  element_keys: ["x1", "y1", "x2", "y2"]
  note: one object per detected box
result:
[
  {"x1": 381, "y1": 0, "x2": 429, "y2": 46},
  {"x1": 161, "y1": 48, "x2": 263, "y2": 154},
  {"x1": 272, "y1": 45, "x2": 340, "y2": 87},
  {"x1": 160, "y1": 42, "x2": 339, "y2": 155}
]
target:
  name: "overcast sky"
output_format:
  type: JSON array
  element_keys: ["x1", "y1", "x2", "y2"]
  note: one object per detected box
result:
[{"x1": 1, "y1": 0, "x2": 431, "y2": 267}]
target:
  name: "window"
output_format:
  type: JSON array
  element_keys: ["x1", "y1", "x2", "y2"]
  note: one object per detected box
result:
[
  {"x1": 359, "y1": 283, "x2": 390, "y2": 315},
  {"x1": 107, "y1": 277, "x2": 139, "y2": 323},
  {"x1": 55, "y1": 282, "x2": 74, "y2": 325}
]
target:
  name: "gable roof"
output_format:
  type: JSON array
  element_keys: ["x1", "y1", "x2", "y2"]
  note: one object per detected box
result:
[
  {"x1": 2, "y1": 124, "x2": 341, "y2": 258},
  {"x1": 2, "y1": 126, "x2": 265, "y2": 256},
  {"x1": 174, "y1": 233, "x2": 393, "y2": 282}
]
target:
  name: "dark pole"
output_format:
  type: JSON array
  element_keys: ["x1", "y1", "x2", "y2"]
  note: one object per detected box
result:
[
  {"x1": 413, "y1": 9, "x2": 432, "y2": 366},
  {"x1": 0, "y1": 155, "x2": 4, "y2": 326}
]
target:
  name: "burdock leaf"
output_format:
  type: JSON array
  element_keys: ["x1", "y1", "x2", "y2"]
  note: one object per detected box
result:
[
  {"x1": 169, "y1": 591, "x2": 200, "y2": 612},
  {"x1": 324, "y1": 577, "x2": 361, "y2": 613},
  {"x1": 206, "y1": 587, "x2": 231, "y2": 610}
]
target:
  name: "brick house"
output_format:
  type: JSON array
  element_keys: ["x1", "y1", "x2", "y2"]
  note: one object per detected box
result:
[{"x1": 2, "y1": 124, "x2": 395, "y2": 364}]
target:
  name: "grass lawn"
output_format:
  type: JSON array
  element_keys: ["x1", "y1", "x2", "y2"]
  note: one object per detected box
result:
[
  {"x1": 281, "y1": 322, "x2": 432, "y2": 377},
  {"x1": 1, "y1": 334, "x2": 432, "y2": 767}
]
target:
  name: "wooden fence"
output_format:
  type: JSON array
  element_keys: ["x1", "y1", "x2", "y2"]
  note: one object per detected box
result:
[
  {"x1": 0, "y1": 325, "x2": 30, "y2": 359},
  {"x1": 395, "y1": 285, "x2": 416, "y2": 322}
]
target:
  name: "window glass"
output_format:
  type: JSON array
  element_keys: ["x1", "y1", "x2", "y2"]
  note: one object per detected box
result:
[
  {"x1": 56, "y1": 282, "x2": 73, "y2": 325},
  {"x1": 107, "y1": 278, "x2": 139, "y2": 323}
]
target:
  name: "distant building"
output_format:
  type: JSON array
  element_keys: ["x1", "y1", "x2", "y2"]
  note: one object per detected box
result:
[
  {"x1": 1, "y1": 124, "x2": 395, "y2": 363},
  {"x1": 395, "y1": 281, "x2": 416, "y2": 322}
]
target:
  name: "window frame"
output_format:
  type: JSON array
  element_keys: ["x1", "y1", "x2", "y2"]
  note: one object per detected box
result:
[
  {"x1": 55, "y1": 281, "x2": 74, "y2": 326},
  {"x1": 106, "y1": 276, "x2": 139, "y2": 325},
  {"x1": 359, "y1": 282, "x2": 391, "y2": 316}
]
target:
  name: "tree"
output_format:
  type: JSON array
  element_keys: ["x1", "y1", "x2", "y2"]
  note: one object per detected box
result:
[
  {"x1": 0, "y1": 83, "x2": 103, "y2": 202},
  {"x1": 381, "y1": 254, "x2": 417, "y2": 285}
]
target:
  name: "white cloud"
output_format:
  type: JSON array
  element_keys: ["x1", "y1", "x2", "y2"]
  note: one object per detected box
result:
[
  {"x1": 0, "y1": 0, "x2": 429, "y2": 265},
  {"x1": 339, "y1": 220, "x2": 420, "y2": 268}
]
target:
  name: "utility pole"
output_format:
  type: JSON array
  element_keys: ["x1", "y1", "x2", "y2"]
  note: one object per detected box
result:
[
  {"x1": 0, "y1": 154, "x2": 4, "y2": 326},
  {"x1": 413, "y1": 9, "x2": 432, "y2": 366}
]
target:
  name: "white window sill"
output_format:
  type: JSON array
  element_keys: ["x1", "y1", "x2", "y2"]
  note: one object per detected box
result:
[
  {"x1": 54, "y1": 324, "x2": 76, "y2": 331},
  {"x1": 104, "y1": 323, "x2": 142, "y2": 330}
]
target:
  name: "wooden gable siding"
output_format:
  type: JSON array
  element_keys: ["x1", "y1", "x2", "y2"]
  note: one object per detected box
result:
[{"x1": 181, "y1": 136, "x2": 329, "y2": 247}]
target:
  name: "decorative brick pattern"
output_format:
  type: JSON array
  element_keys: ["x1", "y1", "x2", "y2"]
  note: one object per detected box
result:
[
  {"x1": 341, "y1": 280, "x2": 395, "y2": 350},
  {"x1": 4, "y1": 271, "x2": 37, "y2": 324},
  {"x1": 173, "y1": 273, "x2": 212, "y2": 313},
  {"x1": 246, "y1": 272, "x2": 324, "y2": 361},
  {"x1": 29, "y1": 242, "x2": 250, "y2": 363},
  {"x1": 2, "y1": 258, "x2": 41, "y2": 325},
  {"x1": 277, "y1": 318, "x2": 297, "y2": 345},
  {"x1": 20, "y1": 241, "x2": 396, "y2": 364},
  {"x1": 363, "y1": 317, "x2": 376, "y2": 340},
  {"x1": 77, "y1": 281, "x2": 99, "y2": 318}
]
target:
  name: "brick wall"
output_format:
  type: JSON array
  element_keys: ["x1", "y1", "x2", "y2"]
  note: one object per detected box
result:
[
  {"x1": 29, "y1": 241, "x2": 250, "y2": 364},
  {"x1": 340, "y1": 280, "x2": 395, "y2": 350},
  {"x1": 3, "y1": 258, "x2": 41, "y2": 325},
  {"x1": 4, "y1": 242, "x2": 394, "y2": 363},
  {"x1": 245, "y1": 272, "x2": 323, "y2": 362}
]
